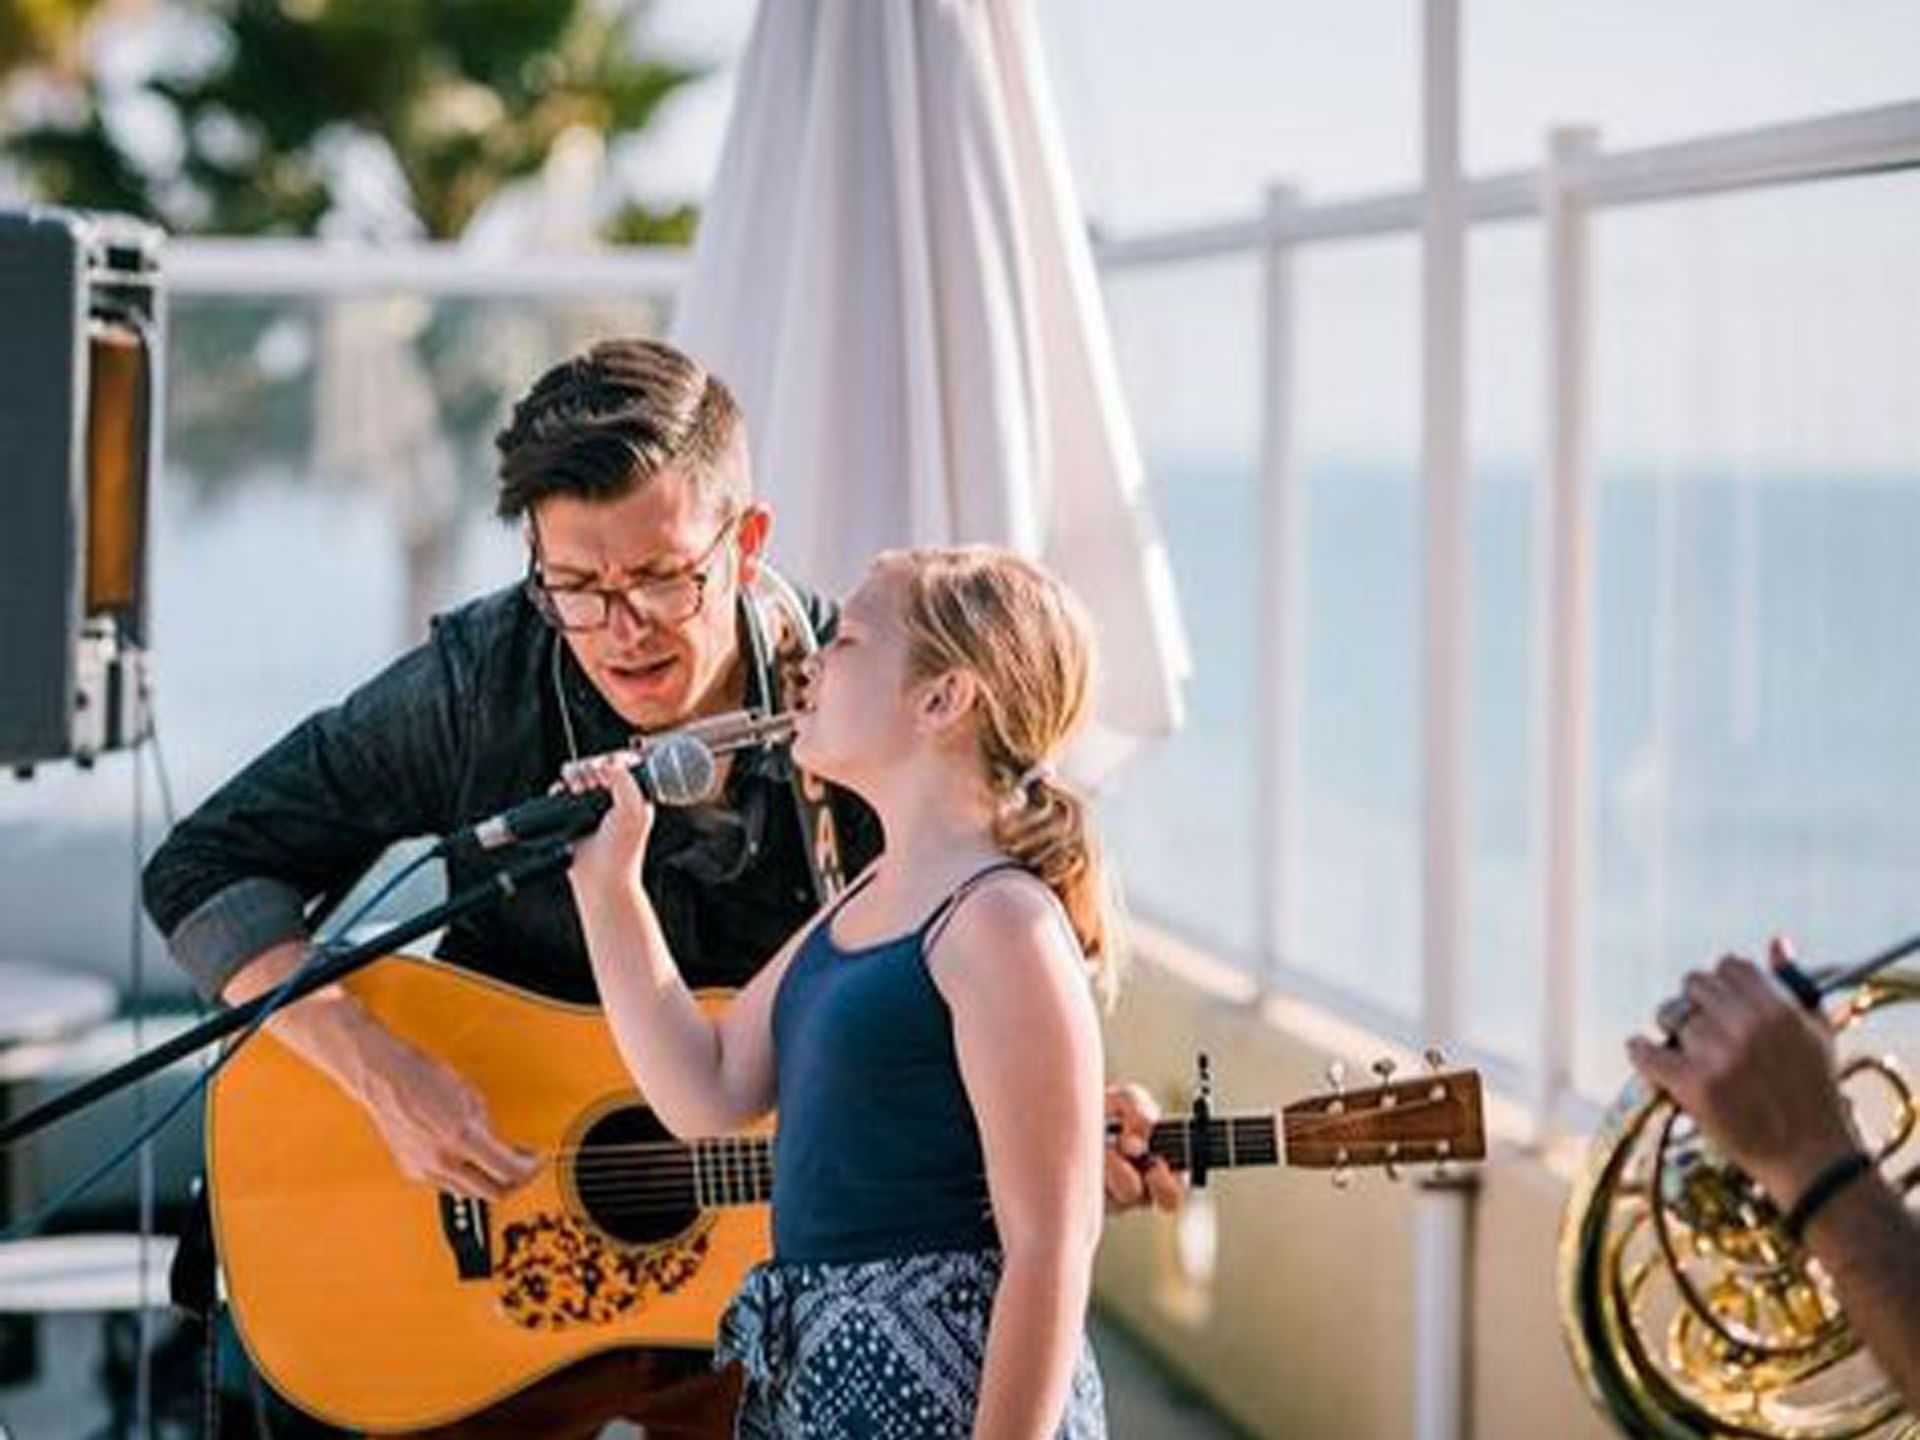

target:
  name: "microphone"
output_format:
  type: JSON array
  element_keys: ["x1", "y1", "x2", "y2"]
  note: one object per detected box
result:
[
  {"x1": 661, "y1": 708, "x2": 798, "y2": 756},
  {"x1": 437, "y1": 732, "x2": 720, "y2": 855}
]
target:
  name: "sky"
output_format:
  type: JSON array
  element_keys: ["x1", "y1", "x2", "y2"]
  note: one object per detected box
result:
[
  {"x1": 631, "y1": 2, "x2": 1920, "y2": 472},
  {"x1": 638, "y1": 1, "x2": 1920, "y2": 231}
]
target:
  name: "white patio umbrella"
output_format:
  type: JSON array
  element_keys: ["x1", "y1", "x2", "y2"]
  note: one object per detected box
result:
[{"x1": 673, "y1": 0, "x2": 1189, "y2": 780}]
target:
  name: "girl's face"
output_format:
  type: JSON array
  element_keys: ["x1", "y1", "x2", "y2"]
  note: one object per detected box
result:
[{"x1": 791, "y1": 565, "x2": 922, "y2": 790}]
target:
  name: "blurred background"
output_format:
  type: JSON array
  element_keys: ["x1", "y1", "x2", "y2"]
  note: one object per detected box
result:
[{"x1": 1, "y1": 2, "x2": 1918, "y2": 1437}]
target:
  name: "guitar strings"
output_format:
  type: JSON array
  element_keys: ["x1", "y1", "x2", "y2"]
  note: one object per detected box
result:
[{"x1": 513, "y1": 1101, "x2": 1440, "y2": 1208}]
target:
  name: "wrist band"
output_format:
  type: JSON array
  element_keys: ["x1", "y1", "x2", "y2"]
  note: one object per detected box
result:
[{"x1": 1782, "y1": 1151, "x2": 1874, "y2": 1244}]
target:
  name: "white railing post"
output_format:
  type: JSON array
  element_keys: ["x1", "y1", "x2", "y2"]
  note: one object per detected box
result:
[
  {"x1": 1257, "y1": 183, "x2": 1302, "y2": 989},
  {"x1": 1533, "y1": 126, "x2": 1600, "y2": 1133},
  {"x1": 1420, "y1": 0, "x2": 1469, "y2": 1056},
  {"x1": 1414, "y1": 7, "x2": 1472, "y2": 1440}
]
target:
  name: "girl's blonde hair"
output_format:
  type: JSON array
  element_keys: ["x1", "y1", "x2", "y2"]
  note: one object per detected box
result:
[{"x1": 880, "y1": 546, "x2": 1120, "y2": 991}]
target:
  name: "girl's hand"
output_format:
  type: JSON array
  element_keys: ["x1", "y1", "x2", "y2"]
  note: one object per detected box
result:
[{"x1": 561, "y1": 752, "x2": 656, "y2": 894}]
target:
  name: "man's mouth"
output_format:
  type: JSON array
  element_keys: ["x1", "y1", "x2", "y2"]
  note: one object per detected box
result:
[{"x1": 607, "y1": 654, "x2": 680, "y2": 688}]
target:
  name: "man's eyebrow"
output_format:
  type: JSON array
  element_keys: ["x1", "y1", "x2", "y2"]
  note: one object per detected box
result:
[{"x1": 540, "y1": 553, "x2": 690, "y2": 582}]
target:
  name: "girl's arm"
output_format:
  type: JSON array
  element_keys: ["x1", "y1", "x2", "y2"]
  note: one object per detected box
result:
[
  {"x1": 565, "y1": 756, "x2": 798, "y2": 1136},
  {"x1": 929, "y1": 878, "x2": 1106, "y2": 1440}
]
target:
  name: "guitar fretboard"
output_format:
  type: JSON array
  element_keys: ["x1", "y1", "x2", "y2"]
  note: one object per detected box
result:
[
  {"x1": 690, "y1": 1136, "x2": 775, "y2": 1207},
  {"x1": 679, "y1": 1111, "x2": 1284, "y2": 1206},
  {"x1": 1140, "y1": 1113, "x2": 1283, "y2": 1173}
]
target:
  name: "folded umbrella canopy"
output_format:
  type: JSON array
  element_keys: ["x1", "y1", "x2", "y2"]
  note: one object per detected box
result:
[{"x1": 674, "y1": 0, "x2": 1189, "y2": 779}]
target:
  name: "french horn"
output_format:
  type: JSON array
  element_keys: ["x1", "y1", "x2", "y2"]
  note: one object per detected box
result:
[{"x1": 1559, "y1": 957, "x2": 1920, "y2": 1440}]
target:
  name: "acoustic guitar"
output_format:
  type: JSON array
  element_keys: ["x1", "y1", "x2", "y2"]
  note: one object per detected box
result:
[{"x1": 208, "y1": 955, "x2": 1485, "y2": 1432}]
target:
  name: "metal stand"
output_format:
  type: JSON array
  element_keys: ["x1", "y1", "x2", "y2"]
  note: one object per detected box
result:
[{"x1": 0, "y1": 843, "x2": 575, "y2": 1153}]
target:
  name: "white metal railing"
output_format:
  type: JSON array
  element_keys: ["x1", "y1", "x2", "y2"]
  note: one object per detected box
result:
[
  {"x1": 1095, "y1": 97, "x2": 1920, "y2": 1135},
  {"x1": 166, "y1": 239, "x2": 691, "y2": 298},
  {"x1": 1094, "y1": 100, "x2": 1920, "y2": 266},
  {"x1": 147, "y1": 97, "x2": 1920, "y2": 1136}
]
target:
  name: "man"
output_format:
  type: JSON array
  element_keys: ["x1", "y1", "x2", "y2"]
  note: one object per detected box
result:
[
  {"x1": 1630, "y1": 940, "x2": 1920, "y2": 1410},
  {"x1": 144, "y1": 338, "x2": 1179, "y2": 1439}
]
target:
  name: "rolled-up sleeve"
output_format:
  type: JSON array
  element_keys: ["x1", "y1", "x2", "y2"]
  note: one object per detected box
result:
[
  {"x1": 143, "y1": 618, "x2": 475, "y2": 1000},
  {"x1": 162, "y1": 877, "x2": 309, "y2": 998}
]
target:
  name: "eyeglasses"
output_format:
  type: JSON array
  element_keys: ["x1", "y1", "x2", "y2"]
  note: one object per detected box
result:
[{"x1": 526, "y1": 513, "x2": 739, "y2": 632}]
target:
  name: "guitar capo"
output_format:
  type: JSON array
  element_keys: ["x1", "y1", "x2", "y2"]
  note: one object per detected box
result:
[{"x1": 1189, "y1": 1053, "x2": 1213, "y2": 1190}]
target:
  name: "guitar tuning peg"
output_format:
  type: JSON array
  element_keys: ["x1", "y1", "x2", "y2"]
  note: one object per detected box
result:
[
  {"x1": 1332, "y1": 1165, "x2": 1353, "y2": 1191},
  {"x1": 1384, "y1": 1161, "x2": 1401, "y2": 1182},
  {"x1": 1424, "y1": 1047, "x2": 1446, "y2": 1072},
  {"x1": 1325, "y1": 1060, "x2": 1347, "y2": 1114},
  {"x1": 1384, "y1": 1142, "x2": 1401, "y2": 1182},
  {"x1": 1372, "y1": 1057, "x2": 1398, "y2": 1107},
  {"x1": 1431, "y1": 1159, "x2": 1451, "y2": 1182}
]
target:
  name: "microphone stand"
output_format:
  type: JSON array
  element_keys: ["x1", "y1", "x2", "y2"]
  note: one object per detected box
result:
[{"x1": 0, "y1": 841, "x2": 577, "y2": 1150}]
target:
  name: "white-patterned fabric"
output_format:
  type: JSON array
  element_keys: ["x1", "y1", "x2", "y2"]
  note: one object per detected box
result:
[{"x1": 715, "y1": 1249, "x2": 1106, "y2": 1439}]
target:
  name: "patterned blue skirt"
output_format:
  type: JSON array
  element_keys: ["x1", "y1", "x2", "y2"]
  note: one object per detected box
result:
[{"x1": 714, "y1": 1249, "x2": 1107, "y2": 1440}]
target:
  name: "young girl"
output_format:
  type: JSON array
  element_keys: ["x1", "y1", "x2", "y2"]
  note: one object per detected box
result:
[{"x1": 564, "y1": 546, "x2": 1112, "y2": 1439}]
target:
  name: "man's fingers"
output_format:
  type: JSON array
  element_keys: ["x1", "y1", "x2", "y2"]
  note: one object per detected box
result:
[
  {"x1": 1105, "y1": 1082, "x2": 1162, "y2": 1142},
  {"x1": 1104, "y1": 1150, "x2": 1146, "y2": 1210},
  {"x1": 467, "y1": 1124, "x2": 541, "y2": 1188},
  {"x1": 1627, "y1": 1034, "x2": 1689, "y2": 1095},
  {"x1": 1678, "y1": 971, "x2": 1738, "y2": 1048},
  {"x1": 449, "y1": 1159, "x2": 511, "y2": 1204},
  {"x1": 1141, "y1": 1161, "x2": 1184, "y2": 1213}
]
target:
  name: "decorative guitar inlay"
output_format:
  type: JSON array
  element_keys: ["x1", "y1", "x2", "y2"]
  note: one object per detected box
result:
[{"x1": 496, "y1": 1211, "x2": 716, "y2": 1331}]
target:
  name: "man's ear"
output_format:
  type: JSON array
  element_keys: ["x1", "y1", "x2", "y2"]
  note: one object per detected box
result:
[{"x1": 734, "y1": 504, "x2": 773, "y2": 585}]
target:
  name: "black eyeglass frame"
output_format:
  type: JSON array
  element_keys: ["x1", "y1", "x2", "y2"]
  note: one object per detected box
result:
[{"x1": 524, "y1": 512, "x2": 741, "y2": 632}]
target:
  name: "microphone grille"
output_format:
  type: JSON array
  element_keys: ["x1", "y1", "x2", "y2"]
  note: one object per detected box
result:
[{"x1": 646, "y1": 732, "x2": 720, "y2": 806}]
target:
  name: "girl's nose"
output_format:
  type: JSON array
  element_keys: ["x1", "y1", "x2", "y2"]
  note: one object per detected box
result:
[{"x1": 794, "y1": 654, "x2": 822, "y2": 706}]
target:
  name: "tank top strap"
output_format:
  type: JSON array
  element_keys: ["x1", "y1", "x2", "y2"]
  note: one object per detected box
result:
[
  {"x1": 818, "y1": 866, "x2": 878, "y2": 925},
  {"x1": 917, "y1": 860, "x2": 1035, "y2": 955}
]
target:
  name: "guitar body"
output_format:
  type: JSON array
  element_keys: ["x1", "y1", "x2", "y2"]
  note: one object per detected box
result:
[{"x1": 207, "y1": 956, "x2": 770, "y2": 1434}]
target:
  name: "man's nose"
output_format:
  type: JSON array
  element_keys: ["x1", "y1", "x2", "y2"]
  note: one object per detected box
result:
[{"x1": 607, "y1": 592, "x2": 655, "y2": 645}]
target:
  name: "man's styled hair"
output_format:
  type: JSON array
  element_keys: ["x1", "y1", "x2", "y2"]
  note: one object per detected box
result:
[{"x1": 494, "y1": 337, "x2": 748, "y2": 519}]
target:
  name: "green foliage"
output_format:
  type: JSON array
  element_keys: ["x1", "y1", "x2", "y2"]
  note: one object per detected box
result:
[
  {"x1": 1, "y1": 0, "x2": 702, "y2": 521},
  {"x1": 0, "y1": 0, "x2": 100, "y2": 76},
  {"x1": 4, "y1": 0, "x2": 705, "y2": 241},
  {"x1": 603, "y1": 197, "x2": 697, "y2": 246}
]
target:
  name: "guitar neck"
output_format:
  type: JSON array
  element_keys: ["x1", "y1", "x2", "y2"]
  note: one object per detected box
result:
[
  {"x1": 1139, "y1": 1112, "x2": 1284, "y2": 1174},
  {"x1": 685, "y1": 1120, "x2": 1287, "y2": 1209},
  {"x1": 688, "y1": 1067, "x2": 1483, "y2": 1202},
  {"x1": 689, "y1": 1135, "x2": 777, "y2": 1208}
]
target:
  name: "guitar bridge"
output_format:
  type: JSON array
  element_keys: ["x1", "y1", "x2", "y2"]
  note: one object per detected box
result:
[{"x1": 438, "y1": 1194, "x2": 493, "y2": 1280}]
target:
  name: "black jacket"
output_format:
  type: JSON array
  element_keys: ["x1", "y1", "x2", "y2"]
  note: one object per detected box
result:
[{"x1": 142, "y1": 582, "x2": 881, "y2": 1004}]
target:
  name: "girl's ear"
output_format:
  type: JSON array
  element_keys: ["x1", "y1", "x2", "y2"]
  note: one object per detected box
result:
[{"x1": 916, "y1": 669, "x2": 979, "y2": 734}]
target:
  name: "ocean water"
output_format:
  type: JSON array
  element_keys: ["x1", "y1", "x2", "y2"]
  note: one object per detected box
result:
[{"x1": 1103, "y1": 457, "x2": 1920, "y2": 1090}]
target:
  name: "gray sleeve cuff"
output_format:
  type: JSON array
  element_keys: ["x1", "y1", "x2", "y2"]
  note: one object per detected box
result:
[{"x1": 165, "y1": 877, "x2": 309, "y2": 1001}]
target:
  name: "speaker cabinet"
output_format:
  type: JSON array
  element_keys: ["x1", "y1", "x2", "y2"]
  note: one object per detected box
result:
[{"x1": 0, "y1": 207, "x2": 164, "y2": 770}]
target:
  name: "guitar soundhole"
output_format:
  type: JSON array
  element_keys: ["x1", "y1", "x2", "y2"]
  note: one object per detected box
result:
[{"x1": 571, "y1": 1105, "x2": 700, "y2": 1246}]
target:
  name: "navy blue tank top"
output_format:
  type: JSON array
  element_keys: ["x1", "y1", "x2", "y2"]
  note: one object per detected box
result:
[{"x1": 769, "y1": 864, "x2": 1027, "y2": 1263}]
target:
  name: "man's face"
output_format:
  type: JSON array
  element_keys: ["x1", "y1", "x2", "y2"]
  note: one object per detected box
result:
[{"x1": 528, "y1": 468, "x2": 771, "y2": 732}]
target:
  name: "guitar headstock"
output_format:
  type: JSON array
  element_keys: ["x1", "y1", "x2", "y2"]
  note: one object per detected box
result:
[{"x1": 1282, "y1": 1054, "x2": 1486, "y2": 1180}]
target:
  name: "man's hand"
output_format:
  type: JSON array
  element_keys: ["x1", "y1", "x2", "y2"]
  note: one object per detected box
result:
[
  {"x1": 228, "y1": 943, "x2": 541, "y2": 1203},
  {"x1": 1103, "y1": 1083, "x2": 1184, "y2": 1214},
  {"x1": 1627, "y1": 938, "x2": 1858, "y2": 1206},
  {"x1": 345, "y1": 1023, "x2": 544, "y2": 1202}
]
